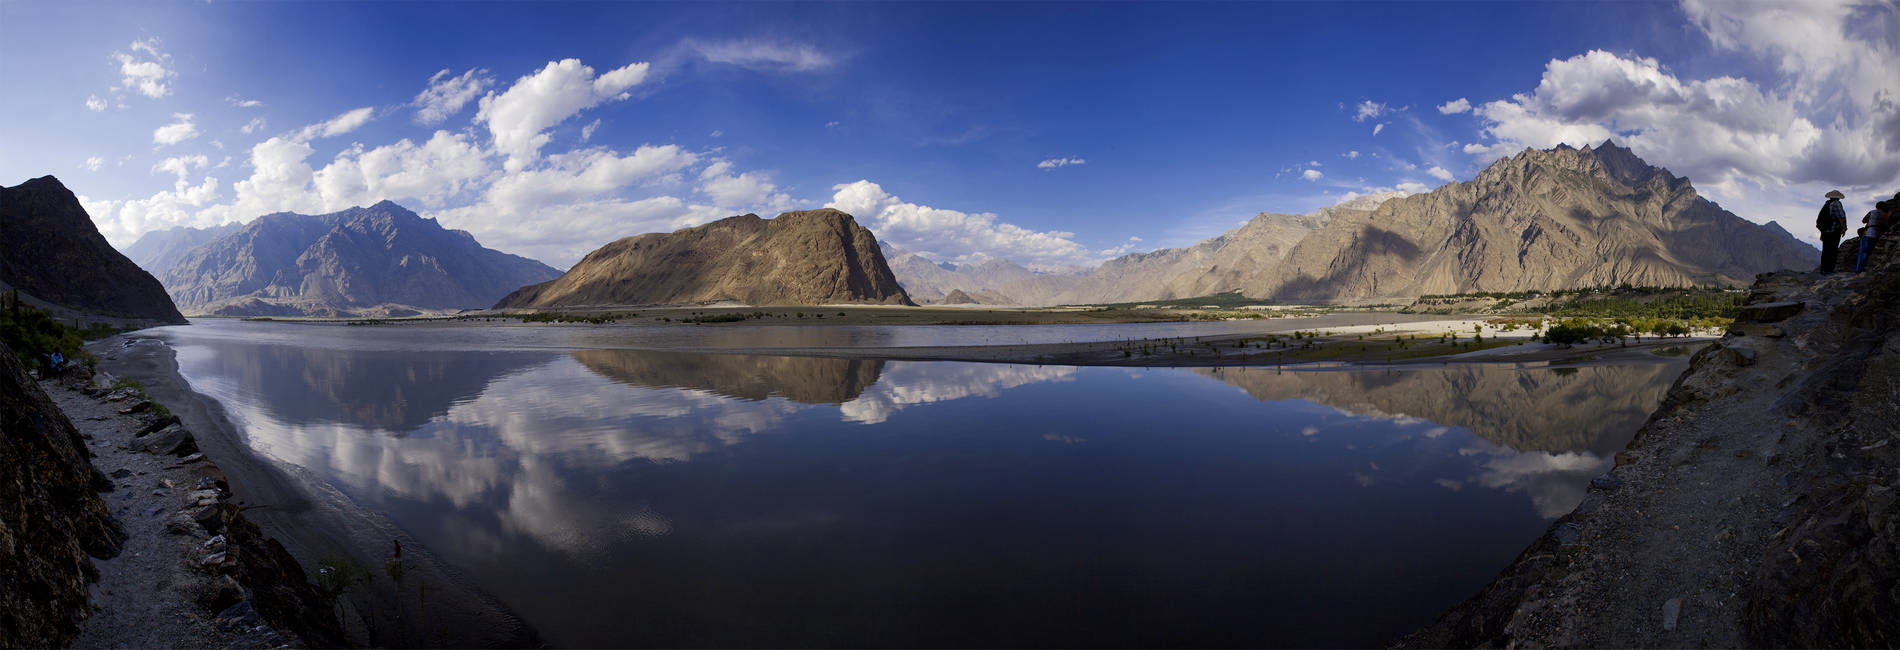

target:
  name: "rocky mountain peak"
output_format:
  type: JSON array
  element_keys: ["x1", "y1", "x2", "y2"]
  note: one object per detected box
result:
[{"x1": 0, "y1": 176, "x2": 185, "y2": 323}]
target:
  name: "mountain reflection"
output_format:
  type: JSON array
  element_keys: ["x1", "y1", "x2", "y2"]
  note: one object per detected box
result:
[
  {"x1": 1194, "y1": 362, "x2": 1685, "y2": 517},
  {"x1": 572, "y1": 349, "x2": 885, "y2": 403}
]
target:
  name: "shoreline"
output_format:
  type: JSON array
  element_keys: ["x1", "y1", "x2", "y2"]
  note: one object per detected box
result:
[{"x1": 91, "y1": 334, "x2": 540, "y2": 648}]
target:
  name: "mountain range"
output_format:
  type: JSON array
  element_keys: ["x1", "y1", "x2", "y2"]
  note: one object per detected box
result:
[
  {"x1": 888, "y1": 141, "x2": 1816, "y2": 305},
  {"x1": 496, "y1": 208, "x2": 913, "y2": 309},
  {"x1": 143, "y1": 201, "x2": 561, "y2": 317},
  {"x1": 0, "y1": 176, "x2": 184, "y2": 324}
]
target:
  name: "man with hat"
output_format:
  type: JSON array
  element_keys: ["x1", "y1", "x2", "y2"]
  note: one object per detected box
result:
[{"x1": 1818, "y1": 189, "x2": 1848, "y2": 273}]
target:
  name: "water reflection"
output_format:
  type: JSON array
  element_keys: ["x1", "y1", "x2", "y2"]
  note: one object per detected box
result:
[{"x1": 160, "y1": 321, "x2": 1686, "y2": 648}]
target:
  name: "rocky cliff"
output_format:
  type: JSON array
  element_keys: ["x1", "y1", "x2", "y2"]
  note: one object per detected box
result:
[
  {"x1": 1263, "y1": 142, "x2": 1816, "y2": 302},
  {"x1": 0, "y1": 176, "x2": 186, "y2": 323},
  {"x1": 159, "y1": 200, "x2": 561, "y2": 317},
  {"x1": 1400, "y1": 237, "x2": 1900, "y2": 647},
  {"x1": 496, "y1": 209, "x2": 913, "y2": 308},
  {"x1": 0, "y1": 341, "x2": 125, "y2": 647}
]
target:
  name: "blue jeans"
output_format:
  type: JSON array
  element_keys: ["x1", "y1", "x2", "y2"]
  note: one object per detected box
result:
[{"x1": 1857, "y1": 235, "x2": 1878, "y2": 272}]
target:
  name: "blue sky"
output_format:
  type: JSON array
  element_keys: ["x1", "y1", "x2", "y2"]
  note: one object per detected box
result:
[{"x1": 3, "y1": 1, "x2": 1895, "y2": 268}]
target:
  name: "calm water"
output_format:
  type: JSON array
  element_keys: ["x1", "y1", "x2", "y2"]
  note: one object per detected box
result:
[{"x1": 156, "y1": 320, "x2": 1685, "y2": 647}]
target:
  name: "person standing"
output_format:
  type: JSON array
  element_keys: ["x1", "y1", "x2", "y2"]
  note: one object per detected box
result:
[
  {"x1": 1858, "y1": 200, "x2": 1889, "y2": 272},
  {"x1": 1819, "y1": 189, "x2": 1848, "y2": 272}
]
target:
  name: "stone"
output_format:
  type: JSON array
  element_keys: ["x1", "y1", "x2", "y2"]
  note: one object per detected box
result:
[
  {"x1": 164, "y1": 514, "x2": 203, "y2": 536},
  {"x1": 116, "y1": 400, "x2": 151, "y2": 414},
  {"x1": 179, "y1": 453, "x2": 204, "y2": 463},
  {"x1": 134, "y1": 414, "x2": 177, "y2": 437},
  {"x1": 1718, "y1": 345, "x2": 1759, "y2": 367},
  {"x1": 1551, "y1": 521, "x2": 1584, "y2": 545},
  {"x1": 1736, "y1": 300, "x2": 1805, "y2": 323},
  {"x1": 187, "y1": 488, "x2": 222, "y2": 508},
  {"x1": 1728, "y1": 322, "x2": 1786, "y2": 338},
  {"x1": 141, "y1": 505, "x2": 164, "y2": 518},
  {"x1": 1662, "y1": 597, "x2": 1682, "y2": 631},
  {"x1": 137, "y1": 425, "x2": 198, "y2": 457},
  {"x1": 108, "y1": 468, "x2": 132, "y2": 479},
  {"x1": 1591, "y1": 474, "x2": 1625, "y2": 491},
  {"x1": 1614, "y1": 451, "x2": 1638, "y2": 467}
]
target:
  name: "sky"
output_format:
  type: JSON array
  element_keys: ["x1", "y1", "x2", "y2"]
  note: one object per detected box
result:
[{"x1": 2, "y1": 1, "x2": 1896, "y2": 270}]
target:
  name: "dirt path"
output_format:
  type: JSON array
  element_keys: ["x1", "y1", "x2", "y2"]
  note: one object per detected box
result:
[{"x1": 52, "y1": 378, "x2": 305, "y2": 648}]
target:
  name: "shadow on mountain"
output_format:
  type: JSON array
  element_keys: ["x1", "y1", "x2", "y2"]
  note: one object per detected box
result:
[
  {"x1": 571, "y1": 349, "x2": 886, "y2": 404},
  {"x1": 196, "y1": 341, "x2": 556, "y2": 432},
  {"x1": 1195, "y1": 361, "x2": 1686, "y2": 455},
  {"x1": 1269, "y1": 225, "x2": 1423, "y2": 302}
]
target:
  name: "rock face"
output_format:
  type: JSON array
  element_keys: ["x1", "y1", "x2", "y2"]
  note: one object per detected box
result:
[
  {"x1": 496, "y1": 209, "x2": 913, "y2": 308},
  {"x1": 0, "y1": 176, "x2": 186, "y2": 323},
  {"x1": 121, "y1": 223, "x2": 241, "y2": 280},
  {"x1": 1399, "y1": 236, "x2": 1900, "y2": 647},
  {"x1": 159, "y1": 200, "x2": 561, "y2": 317},
  {"x1": 0, "y1": 341, "x2": 125, "y2": 647},
  {"x1": 939, "y1": 289, "x2": 979, "y2": 305},
  {"x1": 1261, "y1": 141, "x2": 1816, "y2": 302},
  {"x1": 889, "y1": 143, "x2": 1814, "y2": 306}
]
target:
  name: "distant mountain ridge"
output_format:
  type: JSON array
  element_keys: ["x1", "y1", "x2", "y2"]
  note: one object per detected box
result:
[
  {"x1": 0, "y1": 176, "x2": 185, "y2": 323},
  {"x1": 496, "y1": 208, "x2": 913, "y2": 309},
  {"x1": 122, "y1": 222, "x2": 241, "y2": 280},
  {"x1": 887, "y1": 142, "x2": 1815, "y2": 305},
  {"x1": 159, "y1": 200, "x2": 562, "y2": 317}
]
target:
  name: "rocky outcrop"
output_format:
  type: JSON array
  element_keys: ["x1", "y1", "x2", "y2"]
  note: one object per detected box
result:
[
  {"x1": 0, "y1": 340, "x2": 124, "y2": 648},
  {"x1": 0, "y1": 176, "x2": 186, "y2": 323},
  {"x1": 939, "y1": 289, "x2": 980, "y2": 305},
  {"x1": 496, "y1": 209, "x2": 913, "y2": 308},
  {"x1": 121, "y1": 223, "x2": 241, "y2": 279},
  {"x1": 1264, "y1": 142, "x2": 1816, "y2": 302},
  {"x1": 1399, "y1": 234, "x2": 1899, "y2": 647},
  {"x1": 160, "y1": 200, "x2": 561, "y2": 317}
]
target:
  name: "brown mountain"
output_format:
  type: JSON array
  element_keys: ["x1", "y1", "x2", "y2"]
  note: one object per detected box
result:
[
  {"x1": 160, "y1": 200, "x2": 561, "y2": 317},
  {"x1": 496, "y1": 209, "x2": 913, "y2": 308},
  {"x1": 1256, "y1": 141, "x2": 1817, "y2": 302},
  {"x1": 0, "y1": 176, "x2": 185, "y2": 323}
]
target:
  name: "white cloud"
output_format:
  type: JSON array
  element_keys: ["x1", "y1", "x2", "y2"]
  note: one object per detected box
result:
[
  {"x1": 1343, "y1": 150, "x2": 1360, "y2": 159},
  {"x1": 827, "y1": 180, "x2": 1096, "y2": 266},
  {"x1": 1307, "y1": 160, "x2": 1322, "y2": 167},
  {"x1": 226, "y1": 94, "x2": 263, "y2": 108},
  {"x1": 294, "y1": 107, "x2": 376, "y2": 141},
  {"x1": 413, "y1": 68, "x2": 492, "y2": 125},
  {"x1": 111, "y1": 38, "x2": 174, "y2": 99},
  {"x1": 477, "y1": 58, "x2": 650, "y2": 171},
  {"x1": 311, "y1": 130, "x2": 493, "y2": 210},
  {"x1": 579, "y1": 119, "x2": 601, "y2": 142},
  {"x1": 687, "y1": 38, "x2": 836, "y2": 72},
  {"x1": 696, "y1": 160, "x2": 791, "y2": 211},
  {"x1": 709, "y1": 129, "x2": 724, "y2": 138},
  {"x1": 825, "y1": 121, "x2": 840, "y2": 129},
  {"x1": 1301, "y1": 169, "x2": 1324, "y2": 181},
  {"x1": 1037, "y1": 156, "x2": 1086, "y2": 170},
  {"x1": 1438, "y1": 98, "x2": 1472, "y2": 114},
  {"x1": 152, "y1": 113, "x2": 199, "y2": 146},
  {"x1": 83, "y1": 157, "x2": 104, "y2": 172},
  {"x1": 241, "y1": 117, "x2": 266, "y2": 134},
  {"x1": 1353, "y1": 100, "x2": 1390, "y2": 122},
  {"x1": 1372, "y1": 123, "x2": 1387, "y2": 136},
  {"x1": 153, "y1": 154, "x2": 209, "y2": 180},
  {"x1": 85, "y1": 95, "x2": 107, "y2": 112},
  {"x1": 1427, "y1": 166, "x2": 1455, "y2": 181}
]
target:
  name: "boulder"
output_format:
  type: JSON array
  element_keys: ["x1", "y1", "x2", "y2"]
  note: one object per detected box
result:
[{"x1": 1736, "y1": 301, "x2": 1805, "y2": 323}]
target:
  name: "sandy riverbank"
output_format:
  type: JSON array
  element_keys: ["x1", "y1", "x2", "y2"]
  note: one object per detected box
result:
[{"x1": 88, "y1": 335, "x2": 538, "y2": 648}]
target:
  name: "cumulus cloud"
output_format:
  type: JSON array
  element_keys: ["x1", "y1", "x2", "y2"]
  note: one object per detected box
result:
[
  {"x1": 152, "y1": 113, "x2": 199, "y2": 146},
  {"x1": 311, "y1": 130, "x2": 493, "y2": 210},
  {"x1": 112, "y1": 38, "x2": 174, "y2": 99},
  {"x1": 413, "y1": 68, "x2": 492, "y2": 125},
  {"x1": 1301, "y1": 169, "x2": 1324, "y2": 181},
  {"x1": 83, "y1": 157, "x2": 104, "y2": 172},
  {"x1": 153, "y1": 154, "x2": 209, "y2": 180},
  {"x1": 1427, "y1": 166, "x2": 1455, "y2": 181},
  {"x1": 827, "y1": 180, "x2": 1096, "y2": 266},
  {"x1": 477, "y1": 59, "x2": 650, "y2": 171},
  {"x1": 696, "y1": 160, "x2": 791, "y2": 211},
  {"x1": 1437, "y1": 98, "x2": 1472, "y2": 114},
  {"x1": 294, "y1": 107, "x2": 375, "y2": 141},
  {"x1": 226, "y1": 94, "x2": 264, "y2": 108},
  {"x1": 1353, "y1": 100, "x2": 1390, "y2": 122},
  {"x1": 85, "y1": 95, "x2": 107, "y2": 112},
  {"x1": 1037, "y1": 156, "x2": 1086, "y2": 170},
  {"x1": 686, "y1": 38, "x2": 836, "y2": 72},
  {"x1": 1459, "y1": 3, "x2": 1899, "y2": 225},
  {"x1": 1343, "y1": 150, "x2": 1360, "y2": 159}
]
